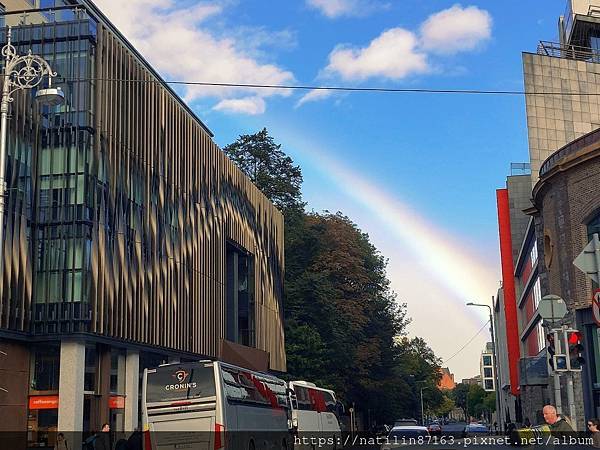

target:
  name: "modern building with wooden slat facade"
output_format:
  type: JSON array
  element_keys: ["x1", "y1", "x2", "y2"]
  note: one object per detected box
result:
[{"x1": 0, "y1": 0, "x2": 286, "y2": 444}]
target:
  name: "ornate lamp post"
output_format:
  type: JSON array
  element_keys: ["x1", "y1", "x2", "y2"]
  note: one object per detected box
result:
[{"x1": 0, "y1": 26, "x2": 63, "y2": 261}]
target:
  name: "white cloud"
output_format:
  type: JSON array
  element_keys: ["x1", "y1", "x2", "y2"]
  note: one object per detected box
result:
[
  {"x1": 213, "y1": 96, "x2": 266, "y2": 115},
  {"x1": 310, "y1": 4, "x2": 491, "y2": 90},
  {"x1": 306, "y1": 0, "x2": 388, "y2": 18},
  {"x1": 325, "y1": 28, "x2": 429, "y2": 81},
  {"x1": 420, "y1": 4, "x2": 492, "y2": 55},
  {"x1": 295, "y1": 89, "x2": 333, "y2": 107},
  {"x1": 93, "y1": 0, "x2": 295, "y2": 114}
]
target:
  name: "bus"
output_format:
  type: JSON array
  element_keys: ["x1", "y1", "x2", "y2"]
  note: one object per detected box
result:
[
  {"x1": 142, "y1": 360, "x2": 291, "y2": 450},
  {"x1": 287, "y1": 381, "x2": 342, "y2": 449}
]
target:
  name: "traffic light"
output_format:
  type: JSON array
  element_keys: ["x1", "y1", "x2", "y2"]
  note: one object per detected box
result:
[
  {"x1": 566, "y1": 330, "x2": 585, "y2": 371},
  {"x1": 547, "y1": 333, "x2": 555, "y2": 370},
  {"x1": 548, "y1": 330, "x2": 567, "y2": 372}
]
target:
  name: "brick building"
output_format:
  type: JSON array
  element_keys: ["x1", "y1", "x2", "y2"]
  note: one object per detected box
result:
[
  {"x1": 438, "y1": 368, "x2": 456, "y2": 390},
  {"x1": 531, "y1": 128, "x2": 600, "y2": 424}
]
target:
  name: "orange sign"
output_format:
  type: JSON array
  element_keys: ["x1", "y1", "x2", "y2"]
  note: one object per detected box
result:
[
  {"x1": 29, "y1": 395, "x2": 59, "y2": 410},
  {"x1": 109, "y1": 395, "x2": 125, "y2": 409}
]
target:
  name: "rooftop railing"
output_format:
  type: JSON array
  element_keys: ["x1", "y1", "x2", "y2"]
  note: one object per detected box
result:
[{"x1": 537, "y1": 40, "x2": 600, "y2": 62}]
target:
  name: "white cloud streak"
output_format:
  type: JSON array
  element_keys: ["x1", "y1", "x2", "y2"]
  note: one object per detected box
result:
[
  {"x1": 420, "y1": 4, "x2": 492, "y2": 55},
  {"x1": 93, "y1": 0, "x2": 295, "y2": 114},
  {"x1": 213, "y1": 96, "x2": 266, "y2": 115},
  {"x1": 306, "y1": 0, "x2": 388, "y2": 18},
  {"x1": 295, "y1": 89, "x2": 333, "y2": 107}
]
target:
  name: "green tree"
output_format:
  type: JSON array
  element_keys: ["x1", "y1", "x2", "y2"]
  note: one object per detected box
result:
[
  {"x1": 224, "y1": 130, "x2": 443, "y2": 425},
  {"x1": 433, "y1": 395, "x2": 456, "y2": 418},
  {"x1": 452, "y1": 383, "x2": 470, "y2": 420},
  {"x1": 467, "y1": 384, "x2": 487, "y2": 419},
  {"x1": 222, "y1": 128, "x2": 304, "y2": 212}
]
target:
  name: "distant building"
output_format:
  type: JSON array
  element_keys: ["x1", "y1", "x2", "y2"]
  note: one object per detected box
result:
[
  {"x1": 462, "y1": 375, "x2": 482, "y2": 386},
  {"x1": 438, "y1": 367, "x2": 456, "y2": 390},
  {"x1": 480, "y1": 342, "x2": 495, "y2": 392}
]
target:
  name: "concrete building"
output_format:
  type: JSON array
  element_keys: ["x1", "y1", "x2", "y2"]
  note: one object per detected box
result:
[
  {"x1": 525, "y1": 0, "x2": 600, "y2": 181},
  {"x1": 462, "y1": 376, "x2": 482, "y2": 386},
  {"x1": 480, "y1": 342, "x2": 495, "y2": 392},
  {"x1": 0, "y1": 1, "x2": 286, "y2": 448},
  {"x1": 494, "y1": 288, "x2": 519, "y2": 429}
]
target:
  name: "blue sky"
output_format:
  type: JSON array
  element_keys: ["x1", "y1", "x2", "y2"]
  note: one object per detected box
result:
[{"x1": 95, "y1": 0, "x2": 564, "y2": 379}]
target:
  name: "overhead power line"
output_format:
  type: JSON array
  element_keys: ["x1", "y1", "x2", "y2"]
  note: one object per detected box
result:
[
  {"x1": 59, "y1": 77, "x2": 600, "y2": 96},
  {"x1": 442, "y1": 320, "x2": 490, "y2": 365}
]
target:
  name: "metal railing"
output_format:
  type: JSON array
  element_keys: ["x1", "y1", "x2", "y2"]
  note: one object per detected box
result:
[
  {"x1": 510, "y1": 162, "x2": 531, "y2": 176},
  {"x1": 537, "y1": 40, "x2": 600, "y2": 62},
  {"x1": 538, "y1": 40, "x2": 600, "y2": 60},
  {"x1": 0, "y1": 4, "x2": 92, "y2": 27}
]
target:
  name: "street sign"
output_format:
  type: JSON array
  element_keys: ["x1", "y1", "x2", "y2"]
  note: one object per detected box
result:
[
  {"x1": 538, "y1": 295, "x2": 568, "y2": 320},
  {"x1": 593, "y1": 289, "x2": 600, "y2": 327},
  {"x1": 573, "y1": 234, "x2": 600, "y2": 284}
]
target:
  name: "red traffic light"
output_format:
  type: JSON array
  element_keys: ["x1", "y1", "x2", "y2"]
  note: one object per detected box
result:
[{"x1": 568, "y1": 331, "x2": 582, "y2": 345}]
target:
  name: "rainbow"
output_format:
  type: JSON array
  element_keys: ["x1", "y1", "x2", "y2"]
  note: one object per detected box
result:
[{"x1": 277, "y1": 130, "x2": 500, "y2": 325}]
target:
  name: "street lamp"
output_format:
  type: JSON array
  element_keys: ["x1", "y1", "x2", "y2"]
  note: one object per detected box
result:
[
  {"x1": 466, "y1": 301, "x2": 501, "y2": 431},
  {"x1": 420, "y1": 385, "x2": 429, "y2": 427},
  {"x1": 0, "y1": 27, "x2": 63, "y2": 261},
  {"x1": 410, "y1": 377, "x2": 429, "y2": 426}
]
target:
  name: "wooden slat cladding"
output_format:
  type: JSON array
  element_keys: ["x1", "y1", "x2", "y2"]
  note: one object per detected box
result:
[
  {"x1": 0, "y1": 22, "x2": 286, "y2": 372},
  {"x1": 91, "y1": 27, "x2": 286, "y2": 370}
]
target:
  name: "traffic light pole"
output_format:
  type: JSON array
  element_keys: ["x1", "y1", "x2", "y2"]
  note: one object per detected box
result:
[
  {"x1": 552, "y1": 329, "x2": 562, "y2": 415},
  {"x1": 553, "y1": 372, "x2": 562, "y2": 415},
  {"x1": 562, "y1": 325, "x2": 578, "y2": 430}
]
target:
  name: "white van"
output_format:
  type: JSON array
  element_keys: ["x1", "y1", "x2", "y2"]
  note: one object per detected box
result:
[
  {"x1": 142, "y1": 360, "x2": 291, "y2": 450},
  {"x1": 287, "y1": 381, "x2": 342, "y2": 449}
]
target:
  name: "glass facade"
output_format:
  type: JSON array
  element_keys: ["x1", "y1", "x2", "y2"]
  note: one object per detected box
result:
[
  {"x1": 0, "y1": 0, "x2": 286, "y2": 371},
  {"x1": 0, "y1": 11, "x2": 97, "y2": 334}
]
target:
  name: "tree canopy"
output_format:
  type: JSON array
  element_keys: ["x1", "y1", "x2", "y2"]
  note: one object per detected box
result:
[
  {"x1": 223, "y1": 128, "x2": 304, "y2": 212},
  {"x1": 224, "y1": 128, "x2": 445, "y2": 425}
]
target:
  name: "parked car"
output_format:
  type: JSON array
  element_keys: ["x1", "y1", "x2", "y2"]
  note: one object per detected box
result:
[
  {"x1": 427, "y1": 421, "x2": 442, "y2": 436},
  {"x1": 381, "y1": 426, "x2": 430, "y2": 449},
  {"x1": 463, "y1": 423, "x2": 489, "y2": 438},
  {"x1": 393, "y1": 418, "x2": 419, "y2": 427},
  {"x1": 373, "y1": 424, "x2": 391, "y2": 437}
]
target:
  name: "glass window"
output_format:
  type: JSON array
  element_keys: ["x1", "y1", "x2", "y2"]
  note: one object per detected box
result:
[
  {"x1": 30, "y1": 344, "x2": 60, "y2": 392},
  {"x1": 482, "y1": 355, "x2": 492, "y2": 366},
  {"x1": 537, "y1": 321, "x2": 546, "y2": 354},
  {"x1": 484, "y1": 379, "x2": 494, "y2": 390},
  {"x1": 146, "y1": 363, "x2": 216, "y2": 403},
  {"x1": 533, "y1": 278, "x2": 542, "y2": 309},
  {"x1": 484, "y1": 368, "x2": 493, "y2": 378},
  {"x1": 530, "y1": 241, "x2": 538, "y2": 265},
  {"x1": 322, "y1": 391, "x2": 336, "y2": 413},
  {"x1": 294, "y1": 385, "x2": 312, "y2": 411},
  {"x1": 84, "y1": 345, "x2": 97, "y2": 392},
  {"x1": 588, "y1": 213, "x2": 600, "y2": 243}
]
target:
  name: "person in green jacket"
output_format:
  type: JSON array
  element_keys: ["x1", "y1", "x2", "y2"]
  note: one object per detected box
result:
[{"x1": 543, "y1": 405, "x2": 574, "y2": 435}]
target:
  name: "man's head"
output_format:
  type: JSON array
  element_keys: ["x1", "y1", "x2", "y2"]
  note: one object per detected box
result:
[
  {"x1": 101, "y1": 423, "x2": 110, "y2": 432},
  {"x1": 543, "y1": 405, "x2": 559, "y2": 425}
]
